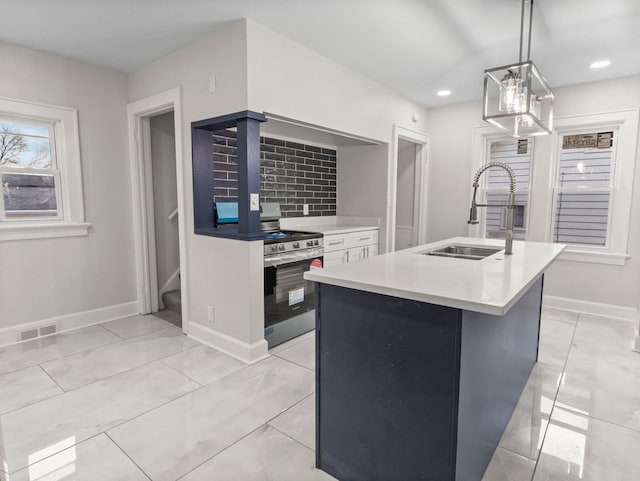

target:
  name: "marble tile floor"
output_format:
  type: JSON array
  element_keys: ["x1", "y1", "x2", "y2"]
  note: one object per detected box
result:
[{"x1": 0, "y1": 310, "x2": 639, "y2": 480}]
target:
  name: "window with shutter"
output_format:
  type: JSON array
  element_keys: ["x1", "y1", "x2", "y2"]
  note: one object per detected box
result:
[
  {"x1": 547, "y1": 109, "x2": 638, "y2": 264},
  {"x1": 484, "y1": 138, "x2": 532, "y2": 240},
  {"x1": 552, "y1": 132, "x2": 615, "y2": 246}
]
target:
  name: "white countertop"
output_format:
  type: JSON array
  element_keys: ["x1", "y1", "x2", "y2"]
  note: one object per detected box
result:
[{"x1": 305, "y1": 237, "x2": 565, "y2": 316}]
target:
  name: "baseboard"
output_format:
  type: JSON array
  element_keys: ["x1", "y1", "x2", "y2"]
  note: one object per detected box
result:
[
  {"x1": 543, "y1": 295, "x2": 638, "y2": 322},
  {"x1": 0, "y1": 301, "x2": 139, "y2": 348},
  {"x1": 188, "y1": 321, "x2": 269, "y2": 364}
]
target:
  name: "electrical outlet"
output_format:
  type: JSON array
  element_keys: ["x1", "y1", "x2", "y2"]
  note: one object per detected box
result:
[
  {"x1": 207, "y1": 305, "x2": 215, "y2": 323},
  {"x1": 303, "y1": 204, "x2": 309, "y2": 215}
]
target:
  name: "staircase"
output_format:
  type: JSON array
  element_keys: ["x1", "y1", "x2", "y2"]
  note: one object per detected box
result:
[{"x1": 155, "y1": 289, "x2": 182, "y2": 327}]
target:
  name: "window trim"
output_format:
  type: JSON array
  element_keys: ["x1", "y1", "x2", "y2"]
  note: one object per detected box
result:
[
  {"x1": 545, "y1": 109, "x2": 638, "y2": 265},
  {"x1": 0, "y1": 96, "x2": 90, "y2": 241}
]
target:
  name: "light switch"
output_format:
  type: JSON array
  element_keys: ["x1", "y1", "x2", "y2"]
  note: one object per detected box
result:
[
  {"x1": 208, "y1": 75, "x2": 216, "y2": 93},
  {"x1": 250, "y1": 193, "x2": 260, "y2": 211},
  {"x1": 303, "y1": 204, "x2": 309, "y2": 215}
]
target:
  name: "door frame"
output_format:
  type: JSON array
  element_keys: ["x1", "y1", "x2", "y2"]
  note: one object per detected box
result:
[
  {"x1": 388, "y1": 125, "x2": 430, "y2": 251},
  {"x1": 127, "y1": 88, "x2": 188, "y2": 331}
]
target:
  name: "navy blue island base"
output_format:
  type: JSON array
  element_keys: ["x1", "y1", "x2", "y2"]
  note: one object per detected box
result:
[{"x1": 315, "y1": 277, "x2": 543, "y2": 481}]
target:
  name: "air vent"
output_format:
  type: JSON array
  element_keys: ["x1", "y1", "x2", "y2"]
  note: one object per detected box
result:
[
  {"x1": 18, "y1": 324, "x2": 58, "y2": 342},
  {"x1": 39, "y1": 324, "x2": 57, "y2": 336},
  {"x1": 20, "y1": 328, "x2": 39, "y2": 341}
]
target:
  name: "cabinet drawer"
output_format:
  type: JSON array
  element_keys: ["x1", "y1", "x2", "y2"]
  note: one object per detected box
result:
[
  {"x1": 345, "y1": 230, "x2": 378, "y2": 248},
  {"x1": 323, "y1": 235, "x2": 347, "y2": 253}
]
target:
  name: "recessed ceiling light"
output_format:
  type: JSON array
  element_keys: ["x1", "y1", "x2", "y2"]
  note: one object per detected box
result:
[
  {"x1": 437, "y1": 90, "x2": 451, "y2": 97},
  {"x1": 590, "y1": 60, "x2": 611, "y2": 69}
]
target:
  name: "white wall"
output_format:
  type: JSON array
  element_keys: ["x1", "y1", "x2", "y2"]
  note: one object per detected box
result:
[
  {"x1": 127, "y1": 21, "x2": 268, "y2": 361},
  {"x1": 0, "y1": 41, "x2": 136, "y2": 330},
  {"x1": 150, "y1": 111, "x2": 180, "y2": 296},
  {"x1": 426, "y1": 76, "x2": 640, "y2": 310},
  {"x1": 246, "y1": 20, "x2": 429, "y2": 145},
  {"x1": 337, "y1": 145, "x2": 390, "y2": 252}
]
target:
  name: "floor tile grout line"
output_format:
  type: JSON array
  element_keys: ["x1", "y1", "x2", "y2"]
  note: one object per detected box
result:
[
  {"x1": 2, "y1": 374, "x2": 205, "y2": 474},
  {"x1": 530, "y1": 310, "x2": 581, "y2": 480},
  {"x1": 0, "y1": 365, "x2": 66, "y2": 416},
  {"x1": 159, "y1": 359, "x2": 205, "y2": 388},
  {"x1": 36, "y1": 344, "x2": 198, "y2": 393},
  {"x1": 0, "y1": 331, "x2": 126, "y2": 378},
  {"x1": 102, "y1": 357, "x2": 284, "y2": 445},
  {"x1": 174, "y1": 391, "x2": 316, "y2": 481},
  {"x1": 267, "y1": 422, "x2": 316, "y2": 452},
  {"x1": 105, "y1": 432, "x2": 154, "y2": 481},
  {"x1": 32, "y1": 328, "x2": 204, "y2": 393},
  {"x1": 4, "y1": 431, "x2": 106, "y2": 476},
  {"x1": 273, "y1": 353, "x2": 314, "y2": 372},
  {"x1": 98, "y1": 321, "x2": 127, "y2": 340}
]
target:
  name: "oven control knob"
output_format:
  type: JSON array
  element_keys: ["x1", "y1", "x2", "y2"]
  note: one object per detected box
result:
[
  {"x1": 278, "y1": 244, "x2": 285, "y2": 251},
  {"x1": 271, "y1": 245, "x2": 278, "y2": 253},
  {"x1": 307, "y1": 240, "x2": 313, "y2": 247},
  {"x1": 293, "y1": 242, "x2": 300, "y2": 248},
  {"x1": 313, "y1": 240, "x2": 319, "y2": 246}
]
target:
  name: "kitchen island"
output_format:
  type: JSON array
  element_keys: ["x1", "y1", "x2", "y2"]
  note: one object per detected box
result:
[{"x1": 304, "y1": 237, "x2": 565, "y2": 481}]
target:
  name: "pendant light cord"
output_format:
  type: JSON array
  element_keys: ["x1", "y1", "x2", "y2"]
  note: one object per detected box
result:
[{"x1": 518, "y1": 0, "x2": 535, "y2": 63}]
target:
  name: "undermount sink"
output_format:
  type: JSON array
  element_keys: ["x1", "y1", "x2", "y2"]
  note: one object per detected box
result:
[{"x1": 421, "y1": 244, "x2": 502, "y2": 260}]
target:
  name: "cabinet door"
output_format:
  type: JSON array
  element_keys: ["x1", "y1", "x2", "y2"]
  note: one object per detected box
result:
[
  {"x1": 367, "y1": 244, "x2": 378, "y2": 258},
  {"x1": 324, "y1": 250, "x2": 347, "y2": 267},
  {"x1": 347, "y1": 247, "x2": 364, "y2": 263}
]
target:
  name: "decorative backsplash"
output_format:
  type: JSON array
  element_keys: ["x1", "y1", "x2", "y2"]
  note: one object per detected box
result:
[{"x1": 211, "y1": 130, "x2": 337, "y2": 218}]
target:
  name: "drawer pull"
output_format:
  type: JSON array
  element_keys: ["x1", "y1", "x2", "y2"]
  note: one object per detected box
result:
[
  {"x1": 359, "y1": 237, "x2": 372, "y2": 241},
  {"x1": 328, "y1": 240, "x2": 343, "y2": 246}
]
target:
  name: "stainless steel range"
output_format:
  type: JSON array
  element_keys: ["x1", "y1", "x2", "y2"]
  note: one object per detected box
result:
[{"x1": 262, "y1": 206, "x2": 323, "y2": 348}]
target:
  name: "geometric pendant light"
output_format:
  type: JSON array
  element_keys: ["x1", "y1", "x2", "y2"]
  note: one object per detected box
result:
[{"x1": 483, "y1": 0, "x2": 554, "y2": 137}]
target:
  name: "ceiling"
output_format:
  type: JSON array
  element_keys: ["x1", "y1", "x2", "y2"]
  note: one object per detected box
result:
[{"x1": 1, "y1": 0, "x2": 638, "y2": 107}]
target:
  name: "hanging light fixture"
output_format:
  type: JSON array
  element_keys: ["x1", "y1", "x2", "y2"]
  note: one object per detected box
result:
[{"x1": 482, "y1": 0, "x2": 554, "y2": 137}]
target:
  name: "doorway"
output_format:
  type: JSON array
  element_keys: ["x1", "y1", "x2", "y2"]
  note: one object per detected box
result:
[
  {"x1": 148, "y1": 111, "x2": 181, "y2": 326},
  {"x1": 127, "y1": 88, "x2": 188, "y2": 332},
  {"x1": 389, "y1": 126, "x2": 429, "y2": 252}
]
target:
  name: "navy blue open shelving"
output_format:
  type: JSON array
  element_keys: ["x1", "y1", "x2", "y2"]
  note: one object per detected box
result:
[{"x1": 191, "y1": 110, "x2": 267, "y2": 240}]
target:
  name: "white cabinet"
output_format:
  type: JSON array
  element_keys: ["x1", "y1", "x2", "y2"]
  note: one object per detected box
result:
[{"x1": 323, "y1": 229, "x2": 378, "y2": 266}]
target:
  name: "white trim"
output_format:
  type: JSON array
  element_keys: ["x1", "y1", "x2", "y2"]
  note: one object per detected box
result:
[
  {"x1": 0, "y1": 96, "x2": 85, "y2": 233},
  {"x1": 127, "y1": 88, "x2": 188, "y2": 334},
  {"x1": 633, "y1": 311, "x2": 640, "y2": 353},
  {"x1": 0, "y1": 301, "x2": 138, "y2": 348},
  {"x1": 0, "y1": 222, "x2": 91, "y2": 241},
  {"x1": 141, "y1": 116, "x2": 159, "y2": 313},
  {"x1": 388, "y1": 125, "x2": 430, "y2": 252},
  {"x1": 545, "y1": 109, "x2": 639, "y2": 259},
  {"x1": 543, "y1": 295, "x2": 638, "y2": 322},
  {"x1": 187, "y1": 321, "x2": 269, "y2": 364}
]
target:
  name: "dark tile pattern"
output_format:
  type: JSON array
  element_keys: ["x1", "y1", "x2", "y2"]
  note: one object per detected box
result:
[{"x1": 210, "y1": 130, "x2": 336, "y2": 218}]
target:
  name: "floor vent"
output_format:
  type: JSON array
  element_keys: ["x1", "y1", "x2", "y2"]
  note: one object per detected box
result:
[
  {"x1": 18, "y1": 324, "x2": 58, "y2": 342},
  {"x1": 20, "y1": 328, "x2": 39, "y2": 341},
  {"x1": 39, "y1": 324, "x2": 57, "y2": 336}
]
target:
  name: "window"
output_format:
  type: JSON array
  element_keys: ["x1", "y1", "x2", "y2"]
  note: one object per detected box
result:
[
  {"x1": 551, "y1": 131, "x2": 614, "y2": 246},
  {"x1": 0, "y1": 97, "x2": 88, "y2": 240},
  {"x1": 0, "y1": 118, "x2": 61, "y2": 218},
  {"x1": 548, "y1": 110, "x2": 638, "y2": 264},
  {"x1": 483, "y1": 138, "x2": 533, "y2": 240}
]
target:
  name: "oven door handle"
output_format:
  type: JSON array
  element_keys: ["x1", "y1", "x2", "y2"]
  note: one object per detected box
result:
[{"x1": 264, "y1": 248, "x2": 323, "y2": 267}]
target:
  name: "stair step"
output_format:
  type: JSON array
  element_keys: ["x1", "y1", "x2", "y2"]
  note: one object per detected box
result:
[{"x1": 162, "y1": 289, "x2": 182, "y2": 314}]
